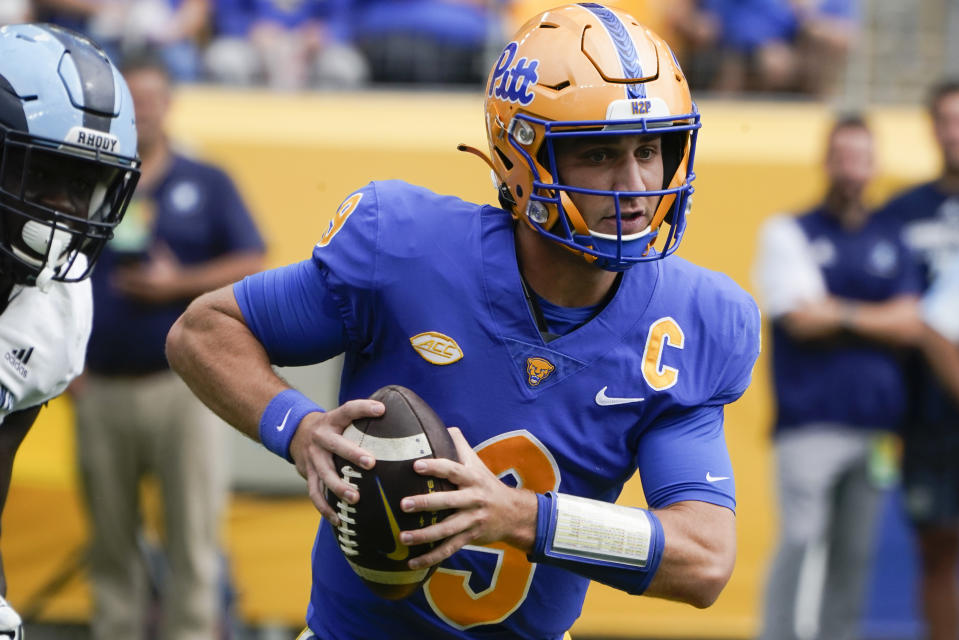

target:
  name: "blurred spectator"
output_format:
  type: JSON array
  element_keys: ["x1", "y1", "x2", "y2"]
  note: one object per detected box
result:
[
  {"x1": 874, "y1": 78, "x2": 959, "y2": 640},
  {"x1": 71, "y1": 50, "x2": 266, "y2": 640},
  {"x1": 753, "y1": 115, "x2": 923, "y2": 640},
  {"x1": 0, "y1": 0, "x2": 32, "y2": 23},
  {"x1": 204, "y1": 0, "x2": 367, "y2": 89},
  {"x1": 671, "y1": 0, "x2": 858, "y2": 95},
  {"x1": 917, "y1": 254, "x2": 959, "y2": 407},
  {"x1": 351, "y1": 0, "x2": 504, "y2": 85},
  {"x1": 663, "y1": 0, "x2": 721, "y2": 91},
  {"x1": 791, "y1": 0, "x2": 859, "y2": 96},
  {"x1": 34, "y1": 0, "x2": 209, "y2": 82}
]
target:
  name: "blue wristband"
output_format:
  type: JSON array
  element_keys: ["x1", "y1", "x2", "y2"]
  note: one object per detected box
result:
[{"x1": 259, "y1": 389, "x2": 324, "y2": 462}]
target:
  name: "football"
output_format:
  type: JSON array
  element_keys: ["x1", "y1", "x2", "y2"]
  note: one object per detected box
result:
[{"x1": 328, "y1": 385, "x2": 458, "y2": 600}]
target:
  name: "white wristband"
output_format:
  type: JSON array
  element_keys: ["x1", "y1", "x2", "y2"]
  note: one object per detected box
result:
[{"x1": 551, "y1": 493, "x2": 654, "y2": 567}]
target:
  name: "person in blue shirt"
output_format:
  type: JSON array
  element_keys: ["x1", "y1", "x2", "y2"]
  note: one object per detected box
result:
[
  {"x1": 875, "y1": 79, "x2": 959, "y2": 640},
  {"x1": 753, "y1": 115, "x2": 923, "y2": 640},
  {"x1": 167, "y1": 4, "x2": 761, "y2": 638},
  {"x1": 71, "y1": 50, "x2": 266, "y2": 640}
]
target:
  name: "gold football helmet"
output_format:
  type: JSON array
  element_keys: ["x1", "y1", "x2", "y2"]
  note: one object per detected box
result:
[{"x1": 464, "y1": 3, "x2": 699, "y2": 270}]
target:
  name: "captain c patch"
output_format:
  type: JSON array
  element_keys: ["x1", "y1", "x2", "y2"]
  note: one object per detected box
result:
[{"x1": 410, "y1": 332, "x2": 463, "y2": 365}]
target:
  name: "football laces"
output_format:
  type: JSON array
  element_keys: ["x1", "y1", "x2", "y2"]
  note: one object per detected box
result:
[{"x1": 335, "y1": 465, "x2": 361, "y2": 556}]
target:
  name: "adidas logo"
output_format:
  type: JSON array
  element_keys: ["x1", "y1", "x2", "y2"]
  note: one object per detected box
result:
[{"x1": 4, "y1": 347, "x2": 32, "y2": 379}]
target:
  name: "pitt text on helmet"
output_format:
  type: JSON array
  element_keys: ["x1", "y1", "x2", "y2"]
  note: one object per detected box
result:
[{"x1": 488, "y1": 42, "x2": 539, "y2": 106}]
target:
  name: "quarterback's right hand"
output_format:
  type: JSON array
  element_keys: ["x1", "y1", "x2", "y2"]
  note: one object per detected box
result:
[
  {"x1": 0, "y1": 594, "x2": 23, "y2": 639},
  {"x1": 289, "y1": 399, "x2": 384, "y2": 524}
]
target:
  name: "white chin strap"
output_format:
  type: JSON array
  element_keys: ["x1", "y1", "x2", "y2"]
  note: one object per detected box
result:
[
  {"x1": 17, "y1": 220, "x2": 73, "y2": 292},
  {"x1": 589, "y1": 224, "x2": 653, "y2": 242}
]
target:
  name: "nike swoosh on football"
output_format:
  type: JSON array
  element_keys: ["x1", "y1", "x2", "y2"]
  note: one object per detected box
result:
[
  {"x1": 595, "y1": 386, "x2": 645, "y2": 406},
  {"x1": 276, "y1": 408, "x2": 293, "y2": 432},
  {"x1": 706, "y1": 472, "x2": 730, "y2": 482},
  {"x1": 376, "y1": 476, "x2": 409, "y2": 561}
]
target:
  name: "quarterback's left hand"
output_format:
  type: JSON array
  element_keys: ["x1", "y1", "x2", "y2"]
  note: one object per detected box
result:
[
  {"x1": 0, "y1": 594, "x2": 23, "y2": 639},
  {"x1": 398, "y1": 427, "x2": 538, "y2": 570}
]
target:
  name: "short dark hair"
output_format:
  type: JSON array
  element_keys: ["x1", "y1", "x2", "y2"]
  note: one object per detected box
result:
[
  {"x1": 119, "y1": 47, "x2": 172, "y2": 84},
  {"x1": 928, "y1": 78, "x2": 959, "y2": 117},
  {"x1": 825, "y1": 113, "x2": 871, "y2": 157},
  {"x1": 829, "y1": 112, "x2": 870, "y2": 138}
]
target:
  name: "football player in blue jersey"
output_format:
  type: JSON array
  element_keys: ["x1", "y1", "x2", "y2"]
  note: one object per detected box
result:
[
  {"x1": 875, "y1": 79, "x2": 959, "y2": 640},
  {"x1": 0, "y1": 23, "x2": 139, "y2": 638},
  {"x1": 167, "y1": 4, "x2": 761, "y2": 638}
]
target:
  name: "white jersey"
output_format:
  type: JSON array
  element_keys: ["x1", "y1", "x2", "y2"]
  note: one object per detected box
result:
[
  {"x1": 752, "y1": 213, "x2": 827, "y2": 318},
  {"x1": 0, "y1": 256, "x2": 92, "y2": 421},
  {"x1": 923, "y1": 253, "x2": 959, "y2": 343}
]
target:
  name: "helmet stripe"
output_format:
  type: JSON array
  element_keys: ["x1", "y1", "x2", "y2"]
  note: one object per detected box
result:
[
  {"x1": 43, "y1": 25, "x2": 115, "y2": 132},
  {"x1": 577, "y1": 3, "x2": 646, "y2": 99}
]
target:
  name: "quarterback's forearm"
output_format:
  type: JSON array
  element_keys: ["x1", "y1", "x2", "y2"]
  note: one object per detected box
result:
[
  {"x1": 166, "y1": 285, "x2": 286, "y2": 440},
  {"x1": 529, "y1": 496, "x2": 733, "y2": 608},
  {"x1": 644, "y1": 501, "x2": 735, "y2": 608}
]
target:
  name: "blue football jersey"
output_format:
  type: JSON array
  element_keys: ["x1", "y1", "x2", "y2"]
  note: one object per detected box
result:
[{"x1": 240, "y1": 181, "x2": 760, "y2": 639}]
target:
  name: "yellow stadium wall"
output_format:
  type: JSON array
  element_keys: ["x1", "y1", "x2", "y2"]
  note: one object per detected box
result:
[{"x1": 7, "y1": 88, "x2": 940, "y2": 637}]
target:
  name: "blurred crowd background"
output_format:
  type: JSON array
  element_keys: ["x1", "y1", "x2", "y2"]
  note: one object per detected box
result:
[{"x1": 0, "y1": 0, "x2": 955, "y2": 101}]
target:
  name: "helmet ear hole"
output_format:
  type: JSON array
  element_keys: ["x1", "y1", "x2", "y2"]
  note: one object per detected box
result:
[{"x1": 493, "y1": 146, "x2": 513, "y2": 170}]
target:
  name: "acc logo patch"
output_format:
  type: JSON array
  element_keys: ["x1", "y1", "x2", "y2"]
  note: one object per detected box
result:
[
  {"x1": 526, "y1": 357, "x2": 555, "y2": 387},
  {"x1": 410, "y1": 332, "x2": 464, "y2": 366},
  {"x1": 318, "y1": 193, "x2": 363, "y2": 248}
]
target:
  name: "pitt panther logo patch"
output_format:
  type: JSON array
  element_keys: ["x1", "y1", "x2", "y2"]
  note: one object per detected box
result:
[
  {"x1": 488, "y1": 42, "x2": 539, "y2": 106},
  {"x1": 318, "y1": 192, "x2": 363, "y2": 248},
  {"x1": 525, "y1": 357, "x2": 555, "y2": 387},
  {"x1": 410, "y1": 332, "x2": 464, "y2": 365}
]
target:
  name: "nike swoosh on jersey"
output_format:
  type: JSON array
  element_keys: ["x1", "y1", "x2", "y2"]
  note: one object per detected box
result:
[
  {"x1": 706, "y1": 472, "x2": 730, "y2": 482},
  {"x1": 276, "y1": 408, "x2": 293, "y2": 432},
  {"x1": 594, "y1": 386, "x2": 645, "y2": 406},
  {"x1": 376, "y1": 476, "x2": 409, "y2": 561}
]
